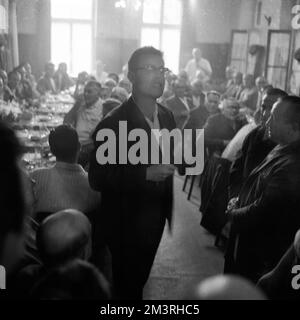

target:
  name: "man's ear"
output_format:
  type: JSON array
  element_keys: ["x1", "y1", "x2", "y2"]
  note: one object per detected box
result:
[{"x1": 127, "y1": 70, "x2": 135, "y2": 85}]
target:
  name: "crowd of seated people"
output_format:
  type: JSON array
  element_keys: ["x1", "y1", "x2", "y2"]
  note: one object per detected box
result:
[{"x1": 194, "y1": 68, "x2": 300, "y2": 300}]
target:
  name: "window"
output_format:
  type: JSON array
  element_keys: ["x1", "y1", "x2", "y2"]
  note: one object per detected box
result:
[
  {"x1": 290, "y1": 31, "x2": 300, "y2": 95},
  {"x1": 230, "y1": 30, "x2": 249, "y2": 74},
  {"x1": 51, "y1": 0, "x2": 94, "y2": 76},
  {"x1": 0, "y1": 5, "x2": 8, "y2": 32},
  {"x1": 140, "y1": 0, "x2": 182, "y2": 74},
  {"x1": 265, "y1": 30, "x2": 291, "y2": 90}
]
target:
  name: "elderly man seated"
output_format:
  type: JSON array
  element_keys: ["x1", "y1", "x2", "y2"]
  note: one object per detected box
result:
[
  {"x1": 225, "y1": 96, "x2": 300, "y2": 283},
  {"x1": 184, "y1": 81, "x2": 209, "y2": 130},
  {"x1": 229, "y1": 88, "x2": 287, "y2": 197},
  {"x1": 64, "y1": 80, "x2": 103, "y2": 167},
  {"x1": 37, "y1": 62, "x2": 57, "y2": 95},
  {"x1": 13, "y1": 209, "x2": 94, "y2": 297},
  {"x1": 200, "y1": 98, "x2": 246, "y2": 235},
  {"x1": 30, "y1": 125, "x2": 100, "y2": 222},
  {"x1": 166, "y1": 78, "x2": 194, "y2": 129},
  {"x1": 238, "y1": 74, "x2": 258, "y2": 112},
  {"x1": 54, "y1": 62, "x2": 74, "y2": 92},
  {"x1": 223, "y1": 72, "x2": 243, "y2": 99},
  {"x1": 204, "y1": 97, "x2": 246, "y2": 156},
  {"x1": 6, "y1": 70, "x2": 22, "y2": 102}
]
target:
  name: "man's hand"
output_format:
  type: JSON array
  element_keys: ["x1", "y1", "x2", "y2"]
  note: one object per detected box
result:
[
  {"x1": 146, "y1": 165, "x2": 176, "y2": 182},
  {"x1": 226, "y1": 197, "x2": 239, "y2": 220}
]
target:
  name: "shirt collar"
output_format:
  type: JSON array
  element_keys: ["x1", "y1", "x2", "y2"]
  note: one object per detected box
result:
[{"x1": 55, "y1": 161, "x2": 85, "y2": 173}]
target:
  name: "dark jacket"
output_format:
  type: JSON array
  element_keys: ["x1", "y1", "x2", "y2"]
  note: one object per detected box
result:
[
  {"x1": 88, "y1": 97, "x2": 183, "y2": 243},
  {"x1": 184, "y1": 103, "x2": 208, "y2": 130},
  {"x1": 225, "y1": 141, "x2": 300, "y2": 282},
  {"x1": 257, "y1": 244, "x2": 300, "y2": 300},
  {"x1": 166, "y1": 95, "x2": 194, "y2": 129},
  {"x1": 204, "y1": 113, "x2": 246, "y2": 155},
  {"x1": 37, "y1": 76, "x2": 57, "y2": 95},
  {"x1": 229, "y1": 125, "x2": 276, "y2": 197}
]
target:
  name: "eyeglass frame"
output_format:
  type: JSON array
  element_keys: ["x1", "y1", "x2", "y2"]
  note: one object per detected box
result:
[{"x1": 134, "y1": 65, "x2": 170, "y2": 75}]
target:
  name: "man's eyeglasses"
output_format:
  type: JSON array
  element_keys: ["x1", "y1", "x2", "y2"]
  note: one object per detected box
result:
[{"x1": 135, "y1": 65, "x2": 170, "y2": 75}]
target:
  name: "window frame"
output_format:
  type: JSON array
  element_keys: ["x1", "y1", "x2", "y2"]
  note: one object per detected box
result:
[
  {"x1": 50, "y1": 0, "x2": 96, "y2": 76},
  {"x1": 265, "y1": 29, "x2": 292, "y2": 91},
  {"x1": 140, "y1": 0, "x2": 182, "y2": 73},
  {"x1": 229, "y1": 29, "x2": 250, "y2": 74}
]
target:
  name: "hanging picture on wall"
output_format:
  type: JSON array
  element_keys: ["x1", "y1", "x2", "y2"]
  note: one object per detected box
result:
[{"x1": 266, "y1": 30, "x2": 291, "y2": 90}]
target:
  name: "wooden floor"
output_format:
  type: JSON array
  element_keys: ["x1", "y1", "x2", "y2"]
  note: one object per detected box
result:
[{"x1": 144, "y1": 175, "x2": 224, "y2": 300}]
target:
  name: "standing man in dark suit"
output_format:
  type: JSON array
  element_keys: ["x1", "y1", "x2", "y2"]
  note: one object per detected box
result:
[
  {"x1": 88, "y1": 47, "x2": 182, "y2": 299},
  {"x1": 225, "y1": 96, "x2": 300, "y2": 283}
]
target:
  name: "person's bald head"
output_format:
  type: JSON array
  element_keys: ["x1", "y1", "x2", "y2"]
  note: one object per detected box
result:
[
  {"x1": 36, "y1": 209, "x2": 91, "y2": 267},
  {"x1": 188, "y1": 275, "x2": 266, "y2": 300}
]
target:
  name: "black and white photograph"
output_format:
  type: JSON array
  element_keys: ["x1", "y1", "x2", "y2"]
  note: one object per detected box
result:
[{"x1": 1, "y1": 0, "x2": 300, "y2": 306}]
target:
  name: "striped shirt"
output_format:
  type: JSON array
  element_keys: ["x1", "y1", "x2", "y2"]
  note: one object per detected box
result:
[{"x1": 30, "y1": 162, "x2": 101, "y2": 214}]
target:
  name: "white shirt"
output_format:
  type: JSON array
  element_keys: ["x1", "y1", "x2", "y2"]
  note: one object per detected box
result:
[
  {"x1": 185, "y1": 58, "x2": 212, "y2": 82},
  {"x1": 222, "y1": 123, "x2": 257, "y2": 162},
  {"x1": 179, "y1": 97, "x2": 191, "y2": 112},
  {"x1": 76, "y1": 99, "x2": 103, "y2": 145},
  {"x1": 145, "y1": 104, "x2": 160, "y2": 130}
]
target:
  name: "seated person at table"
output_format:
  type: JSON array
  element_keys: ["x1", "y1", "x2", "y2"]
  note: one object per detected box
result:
[
  {"x1": 14, "y1": 65, "x2": 39, "y2": 101},
  {"x1": 229, "y1": 88, "x2": 287, "y2": 197},
  {"x1": 64, "y1": 81, "x2": 103, "y2": 166},
  {"x1": 184, "y1": 80, "x2": 207, "y2": 130},
  {"x1": 73, "y1": 71, "x2": 89, "y2": 101},
  {"x1": 23, "y1": 62, "x2": 37, "y2": 89},
  {"x1": 223, "y1": 71, "x2": 243, "y2": 99},
  {"x1": 14, "y1": 209, "x2": 95, "y2": 296},
  {"x1": 0, "y1": 69, "x2": 14, "y2": 102},
  {"x1": 118, "y1": 77, "x2": 132, "y2": 94},
  {"x1": 257, "y1": 229, "x2": 300, "y2": 300},
  {"x1": 54, "y1": 62, "x2": 74, "y2": 92},
  {"x1": 6, "y1": 70, "x2": 22, "y2": 102},
  {"x1": 103, "y1": 78, "x2": 117, "y2": 98},
  {"x1": 238, "y1": 74, "x2": 258, "y2": 112},
  {"x1": 204, "y1": 98, "x2": 246, "y2": 156},
  {"x1": 107, "y1": 72, "x2": 119, "y2": 85},
  {"x1": 30, "y1": 125, "x2": 100, "y2": 221},
  {"x1": 111, "y1": 86, "x2": 129, "y2": 103},
  {"x1": 37, "y1": 62, "x2": 57, "y2": 95},
  {"x1": 166, "y1": 78, "x2": 194, "y2": 129}
]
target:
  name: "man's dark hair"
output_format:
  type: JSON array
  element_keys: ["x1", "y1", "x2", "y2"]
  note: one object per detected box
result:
[
  {"x1": 107, "y1": 72, "x2": 119, "y2": 84},
  {"x1": 128, "y1": 46, "x2": 163, "y2": 73},
  {"x1": 0, "y1": 121, "x2": 26, "y2": 257},
  {"x1": 45, "y1": 62, "x2": 55, "y2": 70},
  {"x1": 206, "y1": 90, "x2": 221, "y2": 99},
  {"x1": 48, "y1": 125, "x2": 79, "y2": 162},
  {"x1": 264, "y1": 87, "x2": 288, "y2": 99},
  {"x1": 84, "y1": 80, "x2": 102, "y2": 92},
  {"x1": 279, "y1": 95, "x2": 300, "y2": 129}
]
